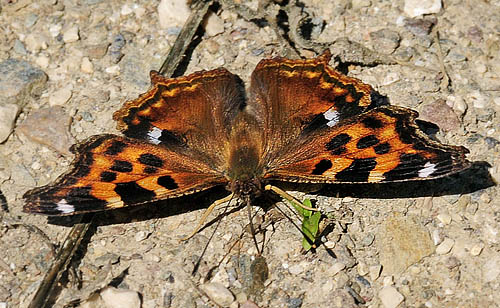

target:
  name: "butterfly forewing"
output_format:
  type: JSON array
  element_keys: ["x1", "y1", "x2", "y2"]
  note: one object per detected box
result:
[
  {"x1": 23, "y1": 135, "x2": 228, "y2": 215},
  {"x1": 263, "y1": 106, "x2": 469, "y2": 183},
  {"x1": 113, "y1": 69, "x2": 245, "y2": 170}
]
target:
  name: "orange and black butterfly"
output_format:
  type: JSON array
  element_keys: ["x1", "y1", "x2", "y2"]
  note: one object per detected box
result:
[{"x1": 24, "y1": 51, "x2": 469, "y2": 215}]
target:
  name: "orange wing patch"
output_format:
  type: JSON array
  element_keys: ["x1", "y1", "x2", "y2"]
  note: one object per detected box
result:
[
  {"x1": 24, "y1": 135, "x2": 228, "y2": 215},
  {"x1": 265, "y1": 106, "x2": 469, "y2": 183}
]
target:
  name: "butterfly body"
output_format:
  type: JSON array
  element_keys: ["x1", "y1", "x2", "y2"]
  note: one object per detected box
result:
[{"x1": 23, "y1": 51, "x2": 469, "y2": 215}]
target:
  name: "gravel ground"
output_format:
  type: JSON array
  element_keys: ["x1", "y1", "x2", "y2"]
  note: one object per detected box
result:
[{"x1": 0, "y1": 0, "x2": 499, "y2": 307}]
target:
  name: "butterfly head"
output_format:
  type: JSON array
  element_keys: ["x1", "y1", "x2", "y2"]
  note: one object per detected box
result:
[{"x1": 228, "y1": 177, "x2": 263, "y2": 200}]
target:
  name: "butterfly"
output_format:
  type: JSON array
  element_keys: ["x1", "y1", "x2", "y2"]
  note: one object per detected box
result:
[{"x1": 23, "y1": 50, "x2": 470, "y2": 217}]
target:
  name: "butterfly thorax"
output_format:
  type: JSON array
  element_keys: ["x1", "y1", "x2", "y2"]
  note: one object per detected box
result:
[{"x1": 226, "y1": 112, "x2": 264, "y2": 198}]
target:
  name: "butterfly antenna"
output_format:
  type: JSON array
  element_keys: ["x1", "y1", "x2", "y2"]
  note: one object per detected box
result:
[
  {"x1": 181, "y1": 193, "x2": 234, "y2": 241},
  {"x1": 246, "y1": 196, "x2": 261, "y2": 255},
  {"x1": 191, "y1": 193, "x2": 236, "y2": 276}
]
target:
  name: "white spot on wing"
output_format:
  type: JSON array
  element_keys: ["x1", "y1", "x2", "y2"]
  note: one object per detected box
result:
[
  {"x1": 147, "y1": 126, "x2": 162, "y2": 145},
  {"x1": 418, "y1": 162, "x2": 437, "y2": 178},
  {"x1": 323, "y1": 108, "x2": 340, "y2": 127},
  {"x1": 56, "y1": 199, "x2": 75, "y2": 214}
]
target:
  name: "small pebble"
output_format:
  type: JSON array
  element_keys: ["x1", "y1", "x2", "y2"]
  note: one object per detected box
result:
[
  {"x1": 328, "y1": 262, "x2": 346, "y2": 276},
  {"x1": 369, "y1": 265, "x2": 382, "y2": 281},
  {"x1": 200, "y1": 282, "x2": 235, "y2": 307},
  {"x1": 49, "y1": 86, "x2": 73, "y2": 106},
  {"x1": 357, "y1": 262, "x2": 369, "y2": 276},
  {"x1": 49, "y1": 24, "x2": 62, "y2": 37},
  {"x1": 383, "y1": 275, "x2": 394, "y2": 286},
  {"x1": 63, "y1": 26, "x2": 80, "y2": 43},
  {"x1": 100, "y1": 286, "x2": 141, "y2": 308},
  {"x1": 379, "y1": 286, "x2": 404, "y2": 308},
  {"x1": 121, "y1": 4, "x2": 133, "y2": 15},
  {"x1": 436, "y1": 238, "x2": 455, "y2": 255},
  {"x1": 467, "y1": 90, "x2": 488, "y2": 108},
  {"x1": 369, "y1": 29, "x2": 400, "y2": 54},
  {"x1": 404, "y1": 0, "x2": 441, "y2": 17},
  {"x1": 135, "y1": 231, "x2": 149, "y2": 241},
  {"x1": 81, "y1": 57, "x2": 94, "y2": 74},
  {"x1": 204, "y1": 13, "x2": 225, "y2": 37},
  {"x1": 437, "y1": 213, "x2": 452, "y2": 225},
  {"x1": 158, "y1": 0, "x2": 190, "y2": 27},
  {"x1": 35, "y1": 55, "x2": 50, "y2": 69},
  {"x1": 288, "y1": 263, "x2": 305, "y2": 275},
  {"x1": 13, "y1": 40, "x2": 28, "y2": 55},
  {"x1": 105, "y1": 65, "x2": 120, "y2": 74},
  {"x1": 24, "y1": 33, "x2": 48, "y2": 52}
]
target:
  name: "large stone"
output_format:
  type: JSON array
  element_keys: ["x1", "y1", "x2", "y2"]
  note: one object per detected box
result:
[
  {"x1": 0, "y1": 59, "x2": 47, "y2": 107},
  {"x1": 377, "y1": 212, "x2": 435, "y2": 275}
]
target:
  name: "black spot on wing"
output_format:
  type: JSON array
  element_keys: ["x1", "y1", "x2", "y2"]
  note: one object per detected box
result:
[
  {"x1": 326, "y1": 133, "x2": 351, "y2": 155},
  {"x1": 361, "y1": 116, "x2": 383, "y2": 129},
  {"x1": 158, "y1": 175, "x2": 179, "y2": 190},
  {"x1": 66, "y1": 186, "x2": 108, "y2": 210},
  {"x1": 357, "y1": 135, "x2": 379, "y2": 149},
  {"x1": 100, "y1": 171, "x2": 117, "y2": 182},
  {"x1": 138, "y1": 153, "x2": 164, "y2": 167},
  {"x1": 335, "y1": 158, "x2": 377, "y2": 182},
  {"x1": 110, "y1": 160, "x2": 133, "y2": 173},
  {"x1": 69, "y1": 153, "x2": 93, "y2": 185},
  {"x1": 114, "y1": 181, "x2": 156, "y2": 204},
  {"x1": 382, "y1": 153, "x2": 425, "y2": 181},
  {"x1": 374, "y1": 142, "x2": 390, "y2": 154},
  {"x1": 312, "y1": 159, "x2": 333, "y2": 175},
  {"x1": 105, "y1": 140, "x2": 127, "y2": 155},
  {"x1": 302, "y1": 113, "x2": 329, "y2": 134}
]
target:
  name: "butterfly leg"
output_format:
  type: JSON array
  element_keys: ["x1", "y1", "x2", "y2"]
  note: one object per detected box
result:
[
  {"x1": 264, "y1": 185, "x2": 318, "y2": 212},
  {"x1": 180, "y1": 193, "x2": 234, "y2": 241}
]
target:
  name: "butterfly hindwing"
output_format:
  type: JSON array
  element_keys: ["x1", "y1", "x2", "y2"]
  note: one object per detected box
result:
[
  {"x1": 23, "y1": 135, "x2": 228, "y2": 215},
  {"x1": 263, "y1": 106, "x2": 469, "y2": 183}
]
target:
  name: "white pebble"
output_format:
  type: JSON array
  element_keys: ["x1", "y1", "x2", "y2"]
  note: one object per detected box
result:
[
  {"x1": 63, "y1": 26, "x2": 80, "y2": 43},
  {"x1": 437, "y1": 213, "x2": 452, "y2": 225},
  {"x1": 470, "y1": 244, "x2": 483, "y2": 256},
  {"x1": 81, "y1": 57, "x2": 94, "y2": 74},
  {"x1": 49, "y1": 86, "x2": 73, "y2": 106},
  {"x1": 100, "y1": 286, "x2": 141, "y2": 308},
  {"x1": 436, "y1": 238, "x2": 455, "y2": 255},
  {"x1": 121, "y1": 4, "x2": 133, "y2": 15},
  {"x1": 383, "y1": 275, "x2": 394, "y2": 286},
  {"x1": 200, "y1": 282, "x2": 235, "y2": 307},
  {"x1": 379, "y1": 286, "x2": 404, "y2": 308},
  {"x1": 49, "y1": 24, "x2": 62, "y2": 37},
  {"x1": 157, "y1": 0, "x2": 190, "y2": 28},
  {"x1": 204, "y1": 13, "x2": 225, "y2": 36},
  {"x1": 105, "y1": 65, "x2": 120, "y2": 74},
  {"x1": 404, "y1": 0, "x2": 441, "y2": 17},
  {"x1": 35, "y1": 55, "x2": 50, "y2": 69},
  {"x1": 135, "y1": 231, "x2": 149, "y2": 241}
]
